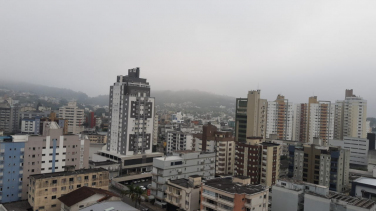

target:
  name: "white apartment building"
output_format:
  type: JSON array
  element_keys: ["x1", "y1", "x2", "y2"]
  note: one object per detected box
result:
[
  {"x1": 266, "y1": 95, "x2": 293, "y2": 140},
  {"x1": 151, "y1": 151, "x2": 215, "y2": 207},
  {"x1": 330, "y1": 137, "x2": 371, "y2": 166},
  {"x1": 165, "y1": 176, "x2": 201, "y2": 211},
  {"x1": 272, "y1": 178, "x2": 376, "y2": 211},
  {"x1": 59, "y1": 102, "x2": 84, "y2": 134},
  {"x1": 338, "y1": 96, "x2": 368, "y2": 139},
  {"x1": 166, "y1": 131, "x2": 194, "y2": 154},
  {"x1": 21, "y1": 118, "x2": 38, "y2": 134}
]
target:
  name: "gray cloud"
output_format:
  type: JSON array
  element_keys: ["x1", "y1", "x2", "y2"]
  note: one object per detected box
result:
[{"x1": 1, "y1": 0, "x2": 375, "y2": 116}]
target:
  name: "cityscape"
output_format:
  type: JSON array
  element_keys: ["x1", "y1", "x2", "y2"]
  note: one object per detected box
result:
[{"x1": 1, "y1": 1, "x2": 376, "y2": 211}]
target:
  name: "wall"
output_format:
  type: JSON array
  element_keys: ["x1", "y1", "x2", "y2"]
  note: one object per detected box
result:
[
  {"x1": 304, "y1": 193, "x2": 331, "y2": 211},
  {"x1": 271, "y1": 185, "x2": 300, "y2": 211}
]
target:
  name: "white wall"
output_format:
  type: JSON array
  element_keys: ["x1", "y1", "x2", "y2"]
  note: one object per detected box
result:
[{"x1": 271, "y1": 186, "x2": 300, "y2": 211}]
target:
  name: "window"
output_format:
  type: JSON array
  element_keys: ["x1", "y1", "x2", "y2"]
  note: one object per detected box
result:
[
  {"x1": 79, "y1": 205, "x2": 84, "y2": 208},
  {"x1": 51, "y1": 195, "x2": 56, "y2": 199},
  {"x1": 92, "y1": 182, "x2": 96, "y2": 186},
  {"x1": 52, "y1": 180, "x2": 57, "y2": 184},
  {"x1": 51, "y1": 204, "x2": 56, "y2": 208},
  {"x1": 61, "y1": 186, "x2": 66, "y2": 190},
  {"x1": 77, "y1": 184, "x2": 81, "y2": 188}
]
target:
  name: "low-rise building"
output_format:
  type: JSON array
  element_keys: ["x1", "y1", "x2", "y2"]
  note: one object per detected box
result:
[
  {"x1": 58, "y1": 186, "x2": 120, "y2": 211},
  {"x1": 201, "y1": 176, "x2": 269, "y2": 211},
  {"x1": 79, "y1": 201, "x2": 139, "y2": 211},
  {"x1": 28, "y1": 168, "x2": 109, "y2": 211},
  {"x1": 329, "y1": 134, "x2": 375, "y2": 166},
  {"x1": 151, "y1": 151, "x2": 215, "y2": 207},
  {"x1": 165, "y1": 175, "x2": 201, "y2": 211},
  {"x1": 351, "y1": 177, "x2": 376, "y2": 200},
  {"x1": 272, "y1": 178, "x2": 376, "y2": 211}
]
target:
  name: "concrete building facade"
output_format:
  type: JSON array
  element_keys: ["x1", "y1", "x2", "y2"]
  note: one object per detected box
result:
[
  {"x1": 266, "y1": 95, "x2": 293, "y2": 140},
  {"x1": 165, "y1": 176, "x2": 201, "y2": 211},
  {"x1": 235, "y1": 137, "x2": 280, "y2": 187},
  {"x1": 59, "y1": 102, "x2": 84, "y2": 134},
  {"x1": 288, "y1": 144, "x2": 350, "y2": 192},
  {"x1": 151, "y1": 151, "x2": 215, "y2": 206},
  {"x1": 235, "y1": 90, "x2": 267, "y2": 142},
  {"x1": 28, "y1": 168, "x2": 109, "y2": 211},
  {"x1": 107, "y1": 67, "x2": 155, "y2": 156},
  {"x1": 201, "y1": 176, "x2": 269, "y2": 211},
  {"x1": 0, "y1": 122, "x2": 90, "y2": 204}
]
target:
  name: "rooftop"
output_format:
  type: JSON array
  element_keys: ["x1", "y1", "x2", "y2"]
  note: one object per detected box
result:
[
  {"x1": 307, "y1": 191, "x2": 376, "y2": 209},
  {"x1": 2, "y1": 200, "x2": 32, "y2": 211},
  {"x1": 58, "y1": 187, "x2": 119, "y2": 207},
  {"x1": 169, "y1": 178, "x2": 190, "y2": 188},
  {"x1": 30, "y1": 168, "x2": 108, "y2": 179},
  {"x1": 89, "y1": 160, "x2": 118, "y2": 166},
  {"x1": 260, "y1": 142, "x2": 280, "y2": 146},
  {"x1": 80, "y1": 201, "x2": 139, "y2": 211},
  {"x1": 353, "y1": 177, "x2": 376, "y2": 186},
  {"x1": 204, "y1": 177, "x2": 266, "y2": 195}
]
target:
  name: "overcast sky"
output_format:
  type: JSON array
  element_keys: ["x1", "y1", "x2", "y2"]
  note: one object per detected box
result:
[{"x1": 1, "y1": 1, "x2": 375, "y2": 116}]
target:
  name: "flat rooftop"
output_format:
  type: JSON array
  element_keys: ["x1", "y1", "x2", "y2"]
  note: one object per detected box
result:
[
  {"x1": 30, "y1": 168, "x2": 108, "y2": 179},
  {"x1": 307, "y1": 191, "x2": 376, "y2": 209},
  {"x1": 2, "y1": 200, "x2": 32, "y2": 211},
  {"x1": 80, "y1": 201, "x2": 139, "y2": 211},
  {"x1": 204, "y1": 177, "x2": 266, "y2": 195},
  {"x1": 89, "y1": 160, "x2": 118, "y2": 166},
  {"x1": 169, "y1": 178, "x2": 190, "y2": 188},
  {"x1": 260, "y1": 142, "x2": 280, "y2": 146},
  {"x1": 353, "y1": 177, "x2": 376, "y2": 186}
]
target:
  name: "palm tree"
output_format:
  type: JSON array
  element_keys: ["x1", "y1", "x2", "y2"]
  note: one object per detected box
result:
[{"x1": 121, "y1": 185, "x2": 148, "y2": 208}]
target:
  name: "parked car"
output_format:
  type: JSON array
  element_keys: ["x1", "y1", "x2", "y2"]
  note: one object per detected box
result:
[{"x1": 140, "y1": 186, "x2": 146, "y2": 190}]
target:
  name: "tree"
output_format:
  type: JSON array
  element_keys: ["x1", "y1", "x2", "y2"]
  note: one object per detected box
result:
[{"x1": 121, "y1": 185, "x2": 148, "y2": 208}]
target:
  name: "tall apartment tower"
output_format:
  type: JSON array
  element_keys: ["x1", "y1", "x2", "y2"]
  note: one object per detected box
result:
[
  {"x1": 266, "y1": 95, "x2": 293, "y2": 140},
  {"x1": 59, "y1": 102, "x2": 84, "y2": 134},
  {"x1": 293, "y1": 103, "x2": 308, "y2": 142},
  {"x1": 235, "y1": 90, "x2": 267, "y2": 142},
  {"x1": 334, "y1": 89, "x2": 367, "y2": 139},
  {"x1": 107, "y1": 67, "x2": 155, "y2": 155}
]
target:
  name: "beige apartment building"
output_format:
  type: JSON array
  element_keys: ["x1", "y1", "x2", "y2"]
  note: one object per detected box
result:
[
  {"x1": 28, "y1": 168, "x2": 109, "y2": 211},
  {"x1": 165, "y1": 175, "x2": 201, "y2": 211},
  {"x1": 201, "y1": 176, "x2": 269, "y2": 211},
  {"x1": 59, "y1": 102, "x2": 85, "y2": 134},
  {"x1": 236, "y1": 90, "x2": 267, "y2": 143}
]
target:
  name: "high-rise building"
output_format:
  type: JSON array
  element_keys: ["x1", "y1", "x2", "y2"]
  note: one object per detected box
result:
[
  {"x1": 293, "y1": 103, "x2": 308, "y2": 142},
  {"x1": 59, "y1": 102, "x2": 85, "y2": 134},
  {"x1": 335, "y1": 89, "x2": 367, "y2": 139},
  {"x1": 288, "y1": 144, "x2": 349, "y2": 192},
  {"x1": 201, "y1": 177, "x2": 269, "y2": 211},
  {"x1": 0, "y1": 101, "x2": 20, "y2": 134},
  {"x1": 293, "y1": 96, "x2": 336, "y2": 145},
  {"x1": 107, "y1": 67, "x2": 155, "y2": 155},
  {"x1": 235, "y1": 90, "x2": 267, "y2": 142},
  {"x1": 235, "y1": 137, "x2": 281, "y2": 187},
  {"x1": 153, "y1": 114, "x2": 158, "y2": 151},
  {"x1": 0, "y1": 122, "x2": 90, "y2": 203},
  {"x1": 87, "y1": 111, "x2": 96, "y2": 128},
  {"x1": 166, "y1": 131, "x2": 194, "y2": 153},
  {"x1": 266, "y1": 95, "x2": 293, "y2": 140}
]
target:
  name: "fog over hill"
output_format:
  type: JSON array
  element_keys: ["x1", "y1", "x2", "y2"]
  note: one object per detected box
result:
[{"x1": 0, "y1": 80, "x2": 236, "y2": 110}]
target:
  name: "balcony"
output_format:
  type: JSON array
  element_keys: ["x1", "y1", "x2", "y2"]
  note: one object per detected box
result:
[
  {"x1": 202, "y1": 193, "x2": 216, "y2": 201},
  {"x1": 217, "y1": 198, "x2": 234, "y2": 206},
  {"x1": 202, "y1": 201, "x2": 217, "y2": 210}
]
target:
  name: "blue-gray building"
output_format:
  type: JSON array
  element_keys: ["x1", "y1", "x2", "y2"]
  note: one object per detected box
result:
[{"x1": 0, "y1": 136, "x2": 25, "y2": 203}]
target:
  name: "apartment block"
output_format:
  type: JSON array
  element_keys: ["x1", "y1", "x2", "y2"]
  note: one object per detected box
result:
[
  {"x1": 153, "y1": 114, "x2": 159, "y2": 150},
  {"x1": 266, "y1": 95, "x2": 293, "y2": 140},
  {"x1": 166, "y1": 131, "x2": 194, "y2": 154},
  {"x1": 21, "y1": 114, "x2": 68, "y2": 135},
  {"x1": 151, "y1": 151, "x2": 215, "y2": 207},
  {"x1": 0, "y1": 101, "x2": 20, "y2": 134},
  {"x1": 235, "y1": 90, "x2": 267, "y2": 142},
  {"x1": 0, "y1": 122, "x2": 90, "y2": 204},
  {"x1": 330, "y1": 134, "x2": 375, "y2": 166},
  {"x1": 107, "y1": 67, "x2": 155, "y2": 156},
  {"x1": 201, "y1": 176, "x2": 269, "y2": 211},
  {"x1": 59, "y1": 102, "x2": 84, "y2": 134},
  {"x1": 293, "y1": 103, "x2": 308, "y2": 142},
  {"x1": 288, "y1": 144, "x2": 350, "y2": 192},
  {"x1": 335, "y1": 89, "x2": 368, "y2": 139},
  {"x1": 165, "y1": 175, "x2": 201, "y2": 211},
  {"x1": 28, "y1": 168, "x2": 109, "y2": 211},
  {"x1": 272, "y1": 178, "x2": 376, "y2": 211},
  {"x1": 235, "y1": 137, "x2": 280, "y2": 187}
]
